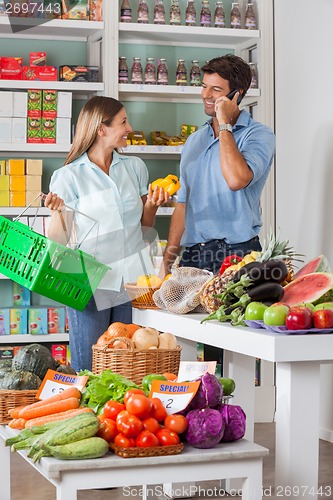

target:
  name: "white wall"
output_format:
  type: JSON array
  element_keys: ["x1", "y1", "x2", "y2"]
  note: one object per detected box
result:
[{"x1": 274, "y1": 0, "x2": 333, "y2": 441}]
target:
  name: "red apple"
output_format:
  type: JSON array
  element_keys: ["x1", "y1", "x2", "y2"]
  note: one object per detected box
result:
[
  {"x1": 312, "y1": 309, "x2": 333, "y2": 329},
  {"x1": 285, "y1": 306, "x2": 313, "y2": 330}
]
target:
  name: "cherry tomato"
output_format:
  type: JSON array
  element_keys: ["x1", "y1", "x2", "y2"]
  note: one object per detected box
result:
[
  {"x1": 141, "y1": 417, "x2": 161, "y2": 434},
  {"x1": 156, "y1": 427, "x2": 180, "y2": 446},
  {"x1": 125, "y1": 394, "x2": 152, "y2": 419},
  {"x1": 164, "y1": 414, "x2": 188, "y2": 435},
  {"x1": 116, "y1": 410, "x2": 143, "y2": 438},
  {"x1": 135, "y1": 430, "x2": 159, "y2": 448},
  {"x1": 150, "y1": 397, "x2": 167, "y2": 422},
  {"x1": 96, "y1": 416, "x2": 118, "y2": 442},
  {"x1": 114, "y1": 433, "x2": 135, "y2": 448},
  {"x1": 123, "y1": 389, "x2": 146, "y2": 406},
  {"x1": 103, "y1": 400, "x2": 126, "y2": 421}
]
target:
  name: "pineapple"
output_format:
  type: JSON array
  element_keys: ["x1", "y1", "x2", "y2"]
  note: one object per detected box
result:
[{"x1": 199, "y1": 230, "x2": 302, "y2": 313}]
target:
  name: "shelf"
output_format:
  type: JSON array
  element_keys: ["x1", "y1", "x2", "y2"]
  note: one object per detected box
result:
[
  {"x1": 119, "y1": 23, "x2": 260, "y2": 48},
  {"x1": 0, "y1": 333, "x2": 69, "y2": 343},
  {"x1": 0, "y1": 143, "x2": 71, "y2": 155},
  {"x1": 0, "y1": 207, "x2": 49, "y2": 216},
  {"x1": 0, "y1": 81, "x2": 104, "y2": 92},
  {"x1": 0, "y1": 18, "x2": 104, "y2": 40},
  {"x1": 122, "y1": 144, "x2": 183, "y2": 158}
]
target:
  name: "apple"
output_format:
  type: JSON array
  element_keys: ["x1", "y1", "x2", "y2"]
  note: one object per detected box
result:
[
  {"x1": 245, "y1": 301, "x2": 268, "y2": 321},
  {"x1": 285, "y1": 306, "x2": 313, "y2": 330},
  {"x1": 312, "y1": 308, "x2": 333, "y2": 329},
  {"x1": 263, "y1": 303, "x2": 290, "y2": 326}
]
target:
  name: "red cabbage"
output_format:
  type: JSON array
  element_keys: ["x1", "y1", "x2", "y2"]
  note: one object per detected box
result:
[
  {"x1": 215, "y1": 403, "x2": 246, "y2": 442},
  {"x1": 187, "y1": 372, "x2": 223, "y2": 411},
  {"x1": 185, "y1": 408, "x2": 225, "y2": 448}
]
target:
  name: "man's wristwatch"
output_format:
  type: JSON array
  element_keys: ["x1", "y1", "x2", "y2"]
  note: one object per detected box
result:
[{"x1": 218, "y1": 123, "x2": 233, "y2": 133}]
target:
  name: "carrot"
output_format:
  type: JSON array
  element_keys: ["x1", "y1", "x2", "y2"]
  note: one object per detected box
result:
[
  {"x1": 8, "y1": 418, "x2": 27, "y2": 430},
  {"x1": 8, "y1": 405, "x2": 27, "y2": 419},
  {"x1": 18, "y1": 386, "x2": 81, "y2": 418},
  {"x1": 162, "y1": 372, "x2": 178, "y2": 381},
  {"x1": 24, "y1": 407, "x2": 93, "y2": 428},
  {"x1": 19, "y1": 396, "x2": 80, "y2": 420}
]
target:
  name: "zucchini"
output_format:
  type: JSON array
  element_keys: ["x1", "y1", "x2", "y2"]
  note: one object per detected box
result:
[
  {"x1": 233, "y1": 260, "x2": 289, "y2": 285},
  {"x1": 44, "y1": 436, "x2": 109, "y2": 460},
  {"x1": 248, "y1": 282, "x2": 284, "y2": 303}
]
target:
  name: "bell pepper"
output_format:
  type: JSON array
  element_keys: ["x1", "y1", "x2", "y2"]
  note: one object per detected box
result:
[
  {"x1": 142, "y1": 373, "x2": 167, "y2": 393},
  {"x1": 219, "y1": 254, "x2": 242, "y2": 275},
  {"x1": 151, "y1": 174, "x2": 181, "y2": 196}
]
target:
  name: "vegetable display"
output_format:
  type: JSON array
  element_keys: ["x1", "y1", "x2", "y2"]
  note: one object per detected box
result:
[{"x1": 185, "y1": 408, "x2": 225, "y2": 449}]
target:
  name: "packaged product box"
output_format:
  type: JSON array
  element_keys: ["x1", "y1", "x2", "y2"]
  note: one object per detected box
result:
[
  {"x1": 42, "y1": 90, "x2": 57, "y2": 118},
  {"x1": 26, "y1": 175, "x2": 42, "y2": 191},
  {"x1": 25, "y1": 190, "x2": 41, "y2": 207},
  {"x1": 10, "y1": 191, "x2": 26, "y2": 207},
  {"x1": 6, "y1": 159, "x2": 25, "y2": 175},
  {"x1": 89, "y1": 0, "x2": 102, "y2": 20},
  {"x1": 57, "y1": 91, "x2": 72, "y2": 118},
  {"x1": 0, "y1": 175, "x2": 9, "y2": 190},
  {"x1": 41, "y1": 117, "x2": 56, "y2": 143},
  {"x1": 62, "y1": 0, "x2": 89, "y2": 20},
  {"x1": 12, "y1": 117, "x2": 27, "y2": 144},
  {"x1": 0, "y1": 308, "x2": 10, "y2": 335},
  {"x1": 0, "y1": 118, "x2": 12, "y2": 142},
  {"x1": 128, "y1": 131, "x2": 147, "y2": 145},
  {"x1": 28, "y1": 307, "x2": 48, "y2": 334},
  {"x1": 56, "y1": 117, "x2": 71, "y2": 144},
  {"x1": 27, "y1": 89, "x2": 42, "y2": 118},
  {"x1": 9, "y1": 175, "x2": 26, "y2": 191},
  {"x1": 0, "y1": 91, "x2": 13, "y2": 117},
  {"x1": 59, "y1": 65, "x2": 99, "y2": 82},
  {"x1": 66, "y1": 344, "x2": 71, "y2": 364},
  {"x1": 48, "y1": 307, "x2": 66, "y2": 333},
  {"x1": 0, "y1": 347, "x2": 14, "y2": 359},
  {"x1": 13, "y1": 91, "x2": 28, "y2": 117},
  {"x1": 30, "y1": 51, "x2": 46, "y2": 67},
  {"x1": 0, "y1": 160, "x2": 5, "y2": 175},
  {"x1": 0, "y1": 191, "x2": 10, "y2": 206},
  {"x1": 10, "y1": 307, "x2": 28, "y2": 334},
  {"x1": 51, "y1": 344, "x2": 67, "y2": 364},
  {"x1": 27, "y1": 116, "x2": 42, "y2": 143},
  {"x1": 36, "y1": 66, "x2": 57, "y2": 81},
  {"x1": 0, "y1": 57, "x2": 23, "y2": 80},
  {"x1": 13, "y1": 283, "x2": 31, "y2": 306},
  {"x1": 26, "y1": 159, "x2": 43, "y2": 175}
]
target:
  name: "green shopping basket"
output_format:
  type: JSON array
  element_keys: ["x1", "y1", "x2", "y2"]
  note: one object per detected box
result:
[{"x1": 0, "y1": 214, "x2": 110, "y2": 311}]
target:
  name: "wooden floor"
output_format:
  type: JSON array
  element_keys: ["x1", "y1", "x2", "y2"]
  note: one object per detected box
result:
[{"x1": 9, "y1": 423, "x2": 333, "y2": 499}]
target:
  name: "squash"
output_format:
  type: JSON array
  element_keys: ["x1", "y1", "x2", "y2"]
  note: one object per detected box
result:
[
  {"x1": 56, "y1": 364, "x2": 77, "y2": 375},
  {"x1": 0, "y1": 369, "x2": 41, "y2": 390},
  {"x1": 12, "y1": 343, "x2": 57, "y2": 380},
  {"x1": 0, "y1": 359, "x2": 13, "y2": 379}
]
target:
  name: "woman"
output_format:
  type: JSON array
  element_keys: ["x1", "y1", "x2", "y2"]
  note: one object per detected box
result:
[{"x1": 44, "y1": 96, "x2": 168, "y2": 372}]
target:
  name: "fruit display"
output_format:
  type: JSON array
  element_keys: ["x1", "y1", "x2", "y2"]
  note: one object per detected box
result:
[{"x1": 282, "y1": 272, "x2": 333, "y2": 306}]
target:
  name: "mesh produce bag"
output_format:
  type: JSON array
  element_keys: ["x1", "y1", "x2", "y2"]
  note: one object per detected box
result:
[{"x1": 153, "y1": 267, "x2": 213, "y2": 314}]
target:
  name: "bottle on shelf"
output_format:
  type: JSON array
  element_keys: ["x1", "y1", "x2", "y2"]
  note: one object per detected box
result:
[
  {"x1": 245, "y1": 2, "x2": 257, "y2": 30},
  {"x1": 230, "y1": 2, "x2": 241, "y2": 29},
  {"x1": 154, "y1": 0, "x2": 166, "y2": 24},
  {"x1": 120, "y1": 0, "x2": 132, "y2": 22},
  {"x1": 170, "y1": 0, "x2": 181, "y2": 26},
  {"x1": 214, "y1": 1, "x2": 225, "y2": 28},
  {"x1": 144, "y1": 57, "x2": 157, "y2": 84},
  {"x1": 200, "y1": 0, "x2": 211, "y2": 27},
  {"x1": 176, "y1": 59, "x2": 187, "y2": 86},
  {"x1": 131, "y1": 57, "x2": 143, "y2": 84},
  {"x1": 118, "y1": 56, "x2": 129, "y2": 84},
  {"x1": 190, "y1": 60, "x2": 201, "y2": 86},
  {"x1": 249, "y1": 62, "x2": 258, "y2": 88},
  {"x1": 185, "y1": 0, "x2": 196, "y2": 26},
  {"x1": 157, "y1": 58, "x2": 169, "y2": 85},
  {"x1": 138, "y1": 0, "x2": 149, "y2": 24}
]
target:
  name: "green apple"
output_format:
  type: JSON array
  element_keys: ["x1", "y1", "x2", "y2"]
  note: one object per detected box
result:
[
  {"x1": 218, "y1": 377, "x2": 236, "y2": 396},
  {"x1": 245, "y1": 301, "x2": 268, "y2": 321},
  {"x1": 263, "y1": 303, "x2": 290, "y2": 326}
]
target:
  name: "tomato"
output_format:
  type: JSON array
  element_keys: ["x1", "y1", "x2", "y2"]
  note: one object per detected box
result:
[
  {"x1": 150, "y1": 397, "x2": 167, "y2": 422},
  {"x1": 164, "y1": 414, "x2": 188, "y2": 435},
  {"x1": 103, "y1": 400, "x2": 126, "y2": 421},
  {"x1": 116, "y1": 410, "x2": 143, "y2": 438},
  {"x1": 244, "y1": 301, "x2": 268, "y2": 321},
  {"x1": 141, "y1": 417, "x2": 161, "y2": 434},
  {"x1": 96, "y1": 416, "x2": 118, "y2": 442},
  {"x1": 156, "y1": 427, "x2": 180, "y2": 446},
  {"x1": 123, "y1": 389, "x2": 146, "y2": 406},
  {"x1": 114, "y1": 433, "x2": 135, "y2": 448},
  {"x1": 125, "y1": 394, "x2": 152, "y2": 419},
  {"x1": 135, "y1": 430, "x2": 159, "y2": 448}
]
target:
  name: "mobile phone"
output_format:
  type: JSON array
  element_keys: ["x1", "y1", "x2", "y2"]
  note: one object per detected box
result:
[{"x1": 227, "y1": 89, "x2": 242, "y2": 105}]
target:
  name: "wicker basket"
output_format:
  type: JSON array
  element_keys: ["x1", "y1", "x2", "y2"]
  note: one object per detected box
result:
[
  {"x1": 109, "y1": 442, "x2": 184, "y2": 458},
  {"x1": 124, "y1": 282, "x2": 160, "y2": 309},
  {"x1": 92, "y1": 337, "x2": 181, "y2": 385},
  {"x1": 0, "y1": 389, "x2": 38, "y2": 424}
]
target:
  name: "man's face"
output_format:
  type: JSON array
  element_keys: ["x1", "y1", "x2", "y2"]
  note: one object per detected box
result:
[{"x1": 201, "y1": 73, "x2": 231, "y2": 117}]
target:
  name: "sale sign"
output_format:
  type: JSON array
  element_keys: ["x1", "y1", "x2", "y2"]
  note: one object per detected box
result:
[{"x1": 150, "y1": 380, "x2": 200, "y2": 415}]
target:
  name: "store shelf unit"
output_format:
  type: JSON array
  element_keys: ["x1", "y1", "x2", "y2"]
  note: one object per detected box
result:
[{"x1": 0, "y1": 333, "x2": 68, "y2": 343}]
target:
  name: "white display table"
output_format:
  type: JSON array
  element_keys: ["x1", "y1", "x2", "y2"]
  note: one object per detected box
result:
[
  {"x1": 0, "y1": 425, "x2": 267, "y2": 500},
  {"x1": 133, "y1": 308, "x2": 333, "y2": 500}
]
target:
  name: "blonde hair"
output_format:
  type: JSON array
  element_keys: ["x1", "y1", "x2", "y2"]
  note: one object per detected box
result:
[{"x1": 65, "y1": 96, "x2": 124, "y2": 165}]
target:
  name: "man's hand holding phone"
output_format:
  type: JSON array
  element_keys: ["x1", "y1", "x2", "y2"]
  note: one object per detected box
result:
[{"x1": 214, "y1": 90, "x2": 240, "y2": 125}]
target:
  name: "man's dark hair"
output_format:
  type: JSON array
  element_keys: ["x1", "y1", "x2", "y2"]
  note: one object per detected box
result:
[{"x1": 201, "y1": 54, "x2": 252, "y2": 97}]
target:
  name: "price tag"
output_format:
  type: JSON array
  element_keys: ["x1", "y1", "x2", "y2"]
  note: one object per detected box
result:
[
  {"x1": 36, "y1": 369, "x2": 89, "y2": 400},
  {"x1": 150, "y1": 380, "x2": 200, "y2": 415},
  {"x1": 177, "y1": 361, "x2": 217, "y2": 382}
]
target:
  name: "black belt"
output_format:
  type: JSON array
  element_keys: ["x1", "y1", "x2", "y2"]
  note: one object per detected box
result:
[{"x1": 188, "y1": 236, "x2": 259, "y2": 251}]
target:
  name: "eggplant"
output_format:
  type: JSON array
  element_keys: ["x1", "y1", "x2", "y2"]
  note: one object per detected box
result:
[
  {"x1": 233, "y1": 260, "x2": 288, "y2": 285},
  {"x1": 247, "y1": 282, "x2": 284, "y2": 303}
]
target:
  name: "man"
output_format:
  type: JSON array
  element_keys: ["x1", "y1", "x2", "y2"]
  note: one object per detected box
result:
[{"x1": 163, "y1": 54, "x2": 276, "y2": 275}]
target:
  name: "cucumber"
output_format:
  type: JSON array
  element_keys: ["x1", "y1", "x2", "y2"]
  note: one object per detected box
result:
[{"x1": 44, "y1": 436, "x2": 109, "y2": 460}]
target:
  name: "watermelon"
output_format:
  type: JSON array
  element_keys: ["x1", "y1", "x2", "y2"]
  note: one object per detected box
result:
[
  {"x1": 293, "y1": 255, "x2": 331, "y2": 280},
  {"x1": 282, "y1": 272, "x2": 333, "y2": 307}
]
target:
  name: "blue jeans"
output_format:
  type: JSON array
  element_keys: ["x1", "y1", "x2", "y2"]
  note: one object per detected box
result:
[
  {"x1": 180, "y1": 236, "x2": 262, "y2": 274},
  {"x1": 66, "y1": 288, "x2": 132, "y2": 372}
]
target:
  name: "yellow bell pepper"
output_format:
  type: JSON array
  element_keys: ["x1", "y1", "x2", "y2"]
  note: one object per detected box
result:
[{"x1": 151, "y1": 174, "x2": 181, "y2": 196}]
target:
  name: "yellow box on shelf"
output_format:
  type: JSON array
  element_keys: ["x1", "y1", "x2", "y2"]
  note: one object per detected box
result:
[
  {"x1": 0, "y1": 191, "x2": 10, "y2": 206},
  {"x1": 10, "y1": 191, "x2": 26, "y2": 207},
  {"x1": 6, "y1": 159, "x2": 25, "y2": 176},
  {"x1": 26, "y1": 159, "x2": 43, "y2": 175},
  {"x1": 26, "y1": 175, "x2": 42, "y2": 192},
  {"x1": 0, "y1": 175, "x2": 9, "y2": 191},
  {"x1": 10, "y1": 175, "x2": 26, "y2": 192},
  {"x1": 0, "y1": 161, "x2": 6, "y2": 176}
]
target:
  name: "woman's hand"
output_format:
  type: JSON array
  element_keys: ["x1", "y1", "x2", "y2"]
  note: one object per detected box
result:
[
  {"x1": 43, "y1": 192, "x2": 65, "y2": 212},
  {"x1": 146, "y1": 184, "x2": 169, "y2": 208}
]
